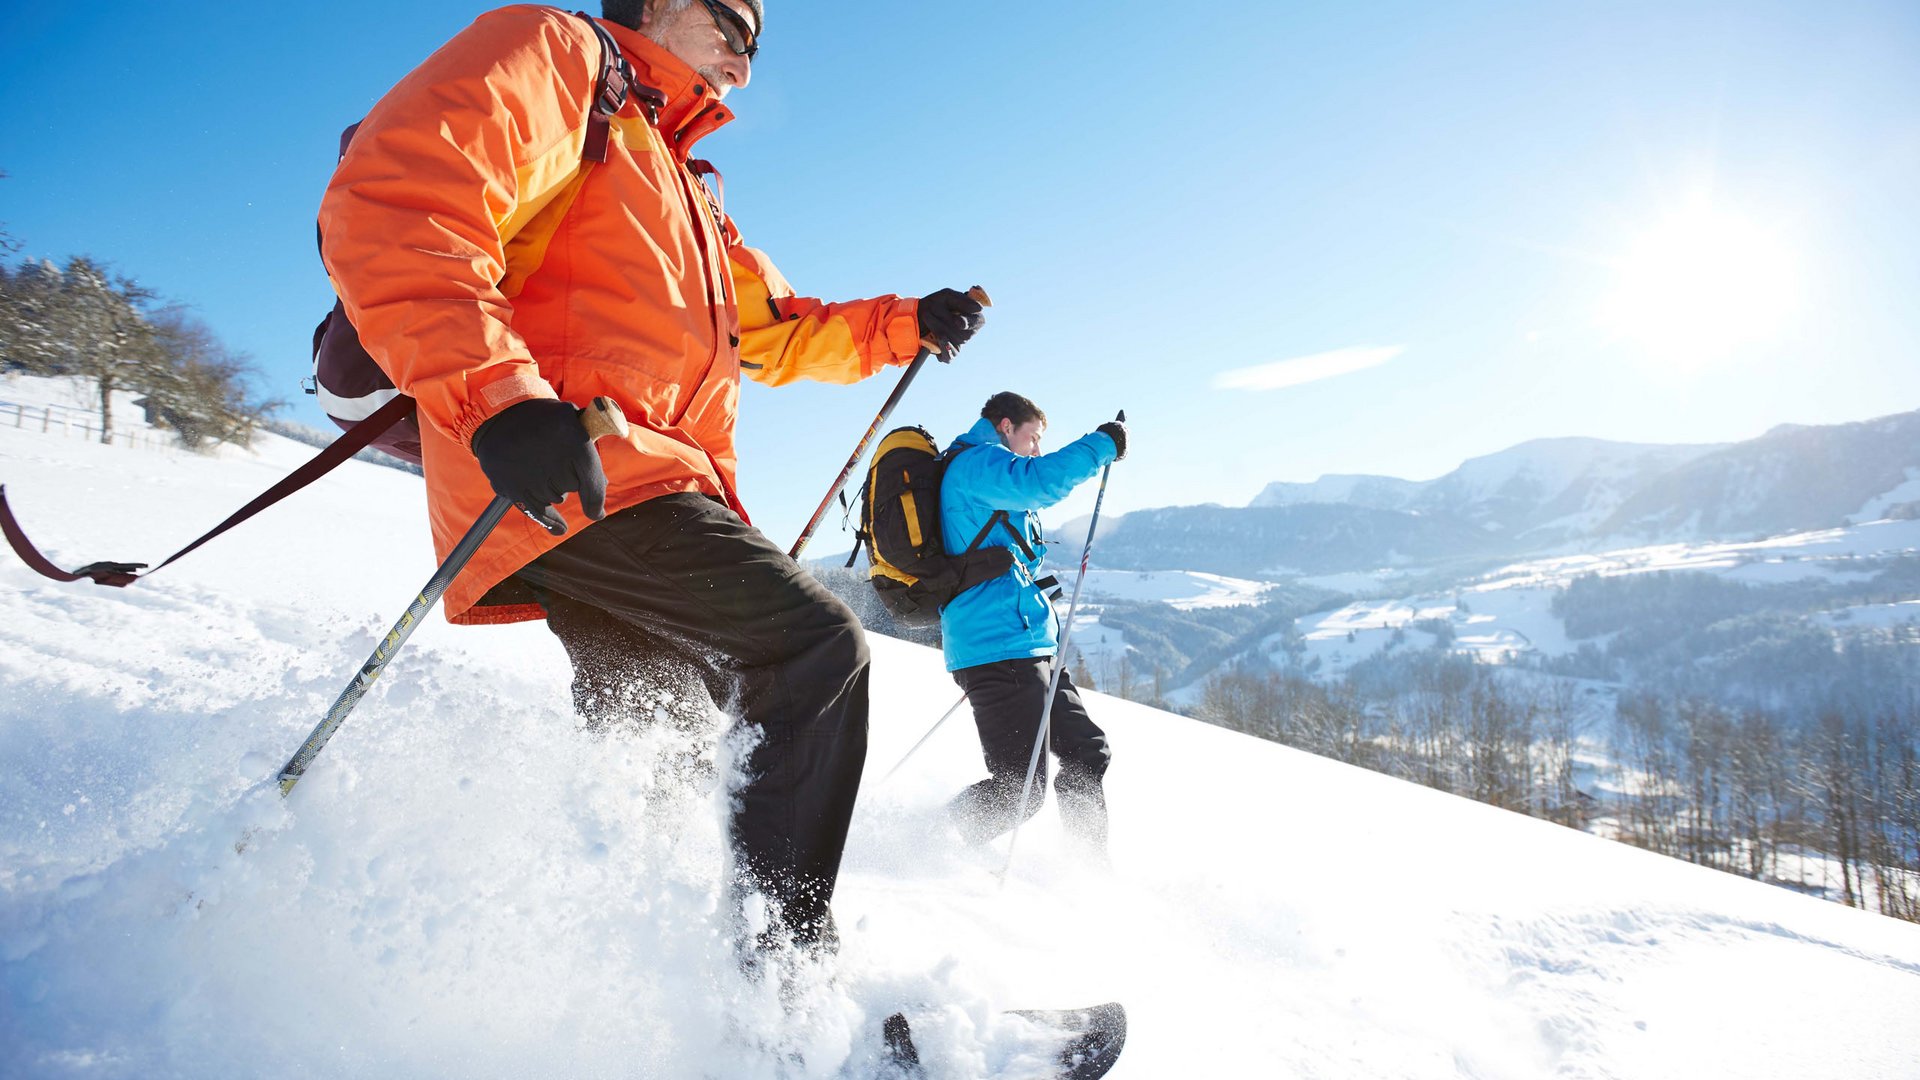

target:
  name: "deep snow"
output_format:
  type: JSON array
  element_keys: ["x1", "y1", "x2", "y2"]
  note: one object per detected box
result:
[{"x1": 4, "y1": 375, "x2": 1920, "y2": 1078}]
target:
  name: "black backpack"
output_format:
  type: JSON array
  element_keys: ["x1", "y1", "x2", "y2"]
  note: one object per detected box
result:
[
  {"x1": 845, "y1": 426, "x2": 1020, "y2": 627},
  {"x1": 307, "y1": 9, "x2": 638, "y2": 464}
]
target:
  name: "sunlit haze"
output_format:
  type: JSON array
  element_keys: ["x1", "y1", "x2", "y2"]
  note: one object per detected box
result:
[{"x1": 1600, "y1": 200, "x2": 1801, "y2": 368}]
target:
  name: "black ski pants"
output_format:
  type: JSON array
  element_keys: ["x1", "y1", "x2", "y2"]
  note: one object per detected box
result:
[
  {"x1": 951, "y1": 657, "x2": 1109, "y2": 849},
  {"x1": 511, "y1": 492, "x2": 869, "y2": 951}
]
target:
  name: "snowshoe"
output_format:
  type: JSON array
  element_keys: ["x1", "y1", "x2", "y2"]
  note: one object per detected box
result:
[
  {"x1": 1006, "y1": 1002, "x2": 1128, "y2": 1080},
  {"x1": 880, "y1": 1002, "x2": 1127, "y2": 1079}
]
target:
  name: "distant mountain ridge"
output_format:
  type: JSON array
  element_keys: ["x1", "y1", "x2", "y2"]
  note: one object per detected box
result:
[
  {"x1": 1252, "y1": 436, "x2": 1722, "y2": 545},
  {"x1": 1094, "y1": 406, "x2": 1920, "y2": 579},
  {"x1": 1600, "y1": 410, "x2": 1920, "y2": 540}
]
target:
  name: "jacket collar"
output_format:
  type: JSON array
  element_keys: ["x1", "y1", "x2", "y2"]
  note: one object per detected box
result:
[
  {"x1": 601, "y1": 19, "x2": 736, "y2": 157},
  {"x1": 953, "y1": 416, "x2": 1004, "y2": 453}
]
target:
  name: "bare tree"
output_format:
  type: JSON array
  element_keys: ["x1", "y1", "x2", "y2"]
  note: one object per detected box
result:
[
  {"x1": 1811, "y1": 711, "x2": 1867, "y2": 907},
  {"x1": 1463, "y1": 675, "x2": 1535, "y2": 812},
  {"x1": 0, "y1": 169, "x2": 18, "y2": 255},
  {"x1": 1677, "y1": 699, "x2": 1735, "y2": 868},
  {"x1": 1615, "y1": 693, "x2": 1681, "y2": 857},
  {"x1": 1535, "y1": 679, "x2": 1590, "y2": 828},
  {"x1": 52, "y1": 257, "x2": 161, "y2": 444},
  {"x1": 145, "y1": 306, "x2": 277, "y2": 447}
]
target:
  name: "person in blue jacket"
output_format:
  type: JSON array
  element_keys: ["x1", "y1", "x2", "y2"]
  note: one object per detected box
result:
[{"x1": 939, "y1": 391, "x2": 1127, "y2": 854}]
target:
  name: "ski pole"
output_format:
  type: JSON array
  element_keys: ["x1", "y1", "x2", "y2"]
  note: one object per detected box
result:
[
  {"x1": 881, "y1": 691, "x2": 970, "y2": 784},
  {"x1": 999, "y1": 409, "x2": 1123, "y2": 881},
  {"x1": 788, "y1": 286, "x2": 991, "y2": 559},
  {"x1": 276, "y1": 397, "x2": 629, "y2": 796}
]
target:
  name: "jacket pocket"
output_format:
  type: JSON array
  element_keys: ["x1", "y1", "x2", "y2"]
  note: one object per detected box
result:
[{"x1": 1016, "y1": 575, "x2": 1052, "y2": 636}]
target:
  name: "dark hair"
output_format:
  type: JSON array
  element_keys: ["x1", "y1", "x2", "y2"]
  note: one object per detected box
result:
[{"x1": 981, "y1": 391, "x2": 1045, "y2": 428}]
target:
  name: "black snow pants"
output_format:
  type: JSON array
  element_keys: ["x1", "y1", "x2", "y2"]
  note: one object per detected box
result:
[
  {"x1": 950, "y1": 656, "x2": 1109, "y2": 850},
  {"x1": 510, "y1": 492, "x2": 869, "y2": 953}
]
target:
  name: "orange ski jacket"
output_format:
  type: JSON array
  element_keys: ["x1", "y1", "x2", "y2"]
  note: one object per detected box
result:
[{"x1": 318, "y1": 6, "x2": 925, "y2": 624}]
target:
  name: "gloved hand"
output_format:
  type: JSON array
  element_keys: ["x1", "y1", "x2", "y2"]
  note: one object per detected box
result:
[
  {"x1": 1096, "y1": 420, "x2": 1127, "y2": 461},
  {"x1": 470, "y1": 398, "x2": 608, "y2": 536},
  {"x1": 917, "y1": 286, "x2": 987, "y2": 360}
]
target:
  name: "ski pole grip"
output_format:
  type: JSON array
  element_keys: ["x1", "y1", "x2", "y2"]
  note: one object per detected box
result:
[
  {"x1": 918, "y1": 285, "x2": 994, "y2": 354},
  {"x1": 582, "y1": 396, "x2": 629, "y2": 442}
]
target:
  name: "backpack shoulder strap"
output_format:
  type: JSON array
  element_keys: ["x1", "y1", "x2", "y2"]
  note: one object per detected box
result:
[
  {"x1": 943, "y1": 442, "x2": 1037, "y2": 561},
  {"x1": 575, "y1": 12, "x2": 634, "y2": 163}
]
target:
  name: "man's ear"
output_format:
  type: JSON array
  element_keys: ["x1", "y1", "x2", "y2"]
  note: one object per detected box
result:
[{"x1": 995, "y1": 418, "x2": 1013, "y2": 442}]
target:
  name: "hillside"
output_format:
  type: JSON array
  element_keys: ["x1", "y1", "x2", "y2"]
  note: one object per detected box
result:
[{"x1": 4, "y1": 374, "x2": 1920, "y2": 1078}]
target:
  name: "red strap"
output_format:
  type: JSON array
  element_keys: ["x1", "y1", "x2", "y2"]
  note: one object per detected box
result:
[
  {"x1": 0, "y1": 394, "x2": 415, "y2": 588},
  {"x1": 577, "y1": 12, "x2": 634, "y2": 163}
]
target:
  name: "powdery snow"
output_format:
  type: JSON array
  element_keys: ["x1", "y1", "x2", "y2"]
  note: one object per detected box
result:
[
  {"x1": 1078, "y1": 568, "x2": 1276, "y2": 611},
  {"x1": 3, "y1": 376, "x2": 1919, "y2": 1079}
]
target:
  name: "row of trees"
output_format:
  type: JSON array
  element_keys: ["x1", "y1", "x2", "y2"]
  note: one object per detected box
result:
[
  {"x1": 1614, "y1": 693, "x2": 1919, "y2": 920},
  {"x1": 0, "y1": 254, "x2": 272, "y2": 448},
  {"x1": 1193, "y1": 650, "x2": 1920, "y2": 922},
  {"x1": 1194, "y1": 655, "x2": 1593, "y2": 827}
]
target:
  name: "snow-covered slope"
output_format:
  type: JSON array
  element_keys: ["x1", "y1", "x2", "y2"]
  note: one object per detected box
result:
[{"x1": 5, "y1": 376, "x2": 1919, "y2": 1079}]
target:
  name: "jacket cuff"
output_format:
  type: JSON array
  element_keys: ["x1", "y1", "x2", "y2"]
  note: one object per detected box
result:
[
  {"x1": 885, "y1": 301, "x2": 924, "y2": 365},
  {"x1": 452, "y1": 367, "x2": 558, "y2": 447}
]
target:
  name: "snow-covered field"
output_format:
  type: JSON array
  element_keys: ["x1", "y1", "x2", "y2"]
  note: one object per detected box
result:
[
  {"x1": 1265, "y1": 519, "x2": 1920, "y2": 680},
  {"x1": 5, "y1": 376, "x2": 1920, "y2": 1078},
  {"x1": 1077, "y1": 568, "x2": 1276, "y2": 611}
]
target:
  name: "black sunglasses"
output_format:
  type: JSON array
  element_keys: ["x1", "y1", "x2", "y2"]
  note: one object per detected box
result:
[{"x1": 693, "y1": 0, "x2": 759, "y2": 60}]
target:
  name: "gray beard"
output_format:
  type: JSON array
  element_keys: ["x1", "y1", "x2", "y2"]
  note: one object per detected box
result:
[{"x1": 696, "y1": 65, "x2": 733, "y2": 98}]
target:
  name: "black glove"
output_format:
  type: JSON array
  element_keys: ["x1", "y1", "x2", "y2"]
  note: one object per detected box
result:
[
  {"x1": 917, "y1": 286, "x2": 986, "y2": 360},
  {"x1": 1096, "y1": 421, "x2": 1127, "y2": 461},
  {"x1": 470, "y1": 398, "x2": 608, "y2": 536}
]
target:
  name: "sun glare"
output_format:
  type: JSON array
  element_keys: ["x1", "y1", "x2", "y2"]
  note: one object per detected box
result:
[{"x1": 1600, "y1": 203, "x2": 1798, "y2": 366}]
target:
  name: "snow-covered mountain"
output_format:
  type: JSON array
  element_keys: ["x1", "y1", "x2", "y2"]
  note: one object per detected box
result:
[
  {"x1": 1091, "y1": 501, "x2": 1507, "y2": 578},
  {"x1": 5, "y1": 373, "x2": 1920, "y2": 1078},
  {"x1": 1599, "y1": 410, "x2": 1920, "y2": 541},
  {"x1": 1251, "y1": 437, "x2": 1720, "y2": 543},
  {"x1": 1113, "y1": 409, "x2": 1920, "y2": 579}
]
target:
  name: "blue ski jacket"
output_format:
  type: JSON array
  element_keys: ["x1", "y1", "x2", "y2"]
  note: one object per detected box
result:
[{"x1": 938, "y1": 416, "x2": 1119, "y2": 672}]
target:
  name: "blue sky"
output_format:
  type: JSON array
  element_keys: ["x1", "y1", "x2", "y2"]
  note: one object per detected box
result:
[{"x1": 3, "y1": 0, "x2": 1917, "y2": 551}]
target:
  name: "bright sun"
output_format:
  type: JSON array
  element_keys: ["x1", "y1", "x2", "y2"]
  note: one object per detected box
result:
[{"x1": 1600, "y1": 202, "x2": 1798, "y2": 365}]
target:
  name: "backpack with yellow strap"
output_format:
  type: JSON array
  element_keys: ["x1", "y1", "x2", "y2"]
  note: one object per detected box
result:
[{"x1": 845, "y1": 426, "x2": 1017, "y2": 628}]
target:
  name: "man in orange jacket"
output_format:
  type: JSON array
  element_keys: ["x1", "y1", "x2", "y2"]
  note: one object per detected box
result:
[{"x1": 318, "y1": 0, "x2": 986, "y2": 959}]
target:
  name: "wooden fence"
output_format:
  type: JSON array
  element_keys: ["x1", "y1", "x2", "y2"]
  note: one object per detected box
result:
[{"x1": 0, "y1": 400, "x2": 175, "y2": 453}]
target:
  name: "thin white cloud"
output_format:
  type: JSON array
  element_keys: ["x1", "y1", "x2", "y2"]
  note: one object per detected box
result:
[{"x1": 1212, "y1": 345, "x2": 1404, "y2": 391}]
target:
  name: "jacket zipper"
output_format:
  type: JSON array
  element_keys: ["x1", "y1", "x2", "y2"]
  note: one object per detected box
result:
[{"x1": 656, "y1": 113, "x2": 733, "y2": 428}]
